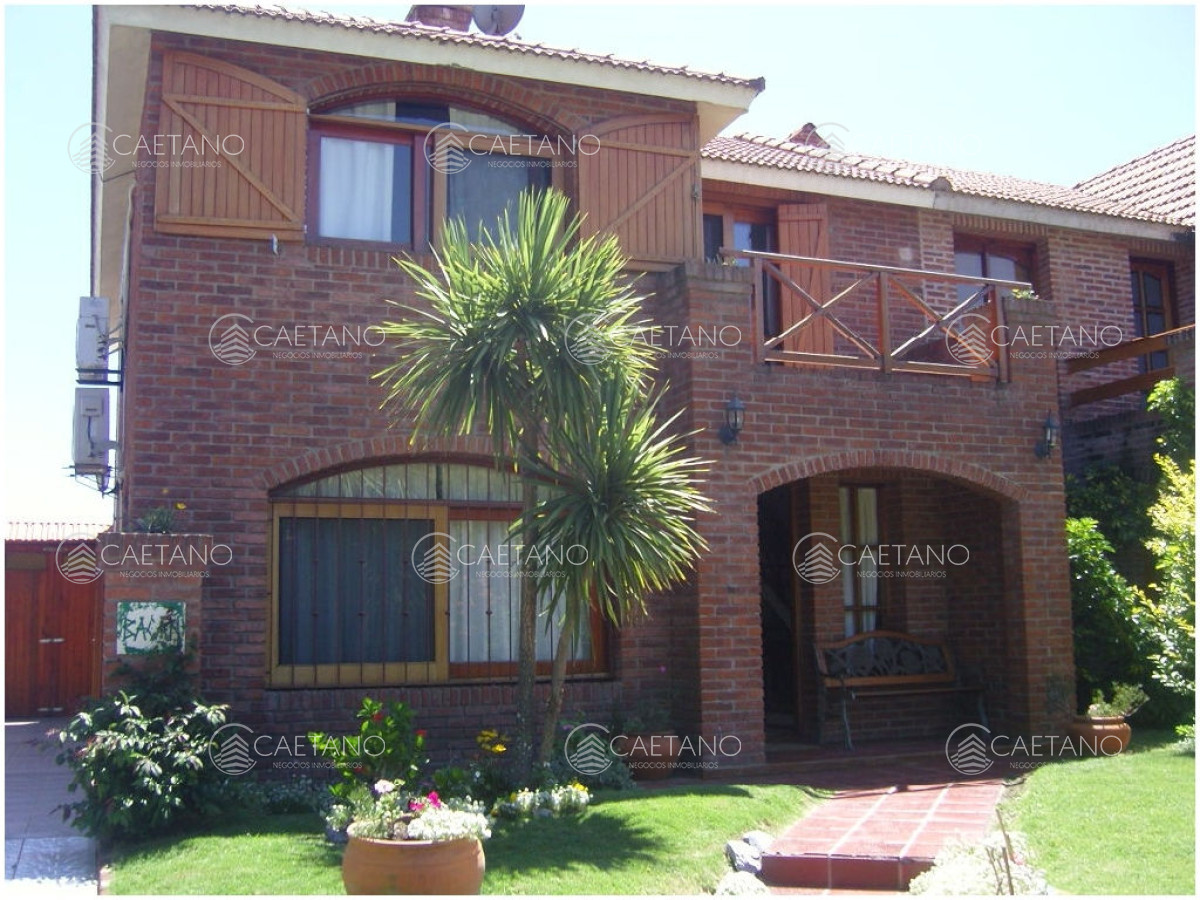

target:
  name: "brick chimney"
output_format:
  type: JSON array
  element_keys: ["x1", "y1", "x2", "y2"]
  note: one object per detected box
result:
[
  {"x1": 406, "y1": 5, "x2": 474, "y2": 31},
  {"x1": 787, "y1": 123, "x2": 830, "y2": 149}
]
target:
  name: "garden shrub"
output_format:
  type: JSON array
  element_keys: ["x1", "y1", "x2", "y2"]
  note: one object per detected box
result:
[
  {"x1": 1147, "y1": 377, "x2": 1194, "y2": 468},
  {"x1": 1133, "y1": 454, "x2": 1196, "y2": 706},
  {"x1": 308, "y1": 697, "x2": 428, "y2": 802},
  {"x1": 1066, "y1": 517, "x2": 1149, "y2": 707},
  {"x1": 1066, "y1": 379, "x2": 1196, "y2": 729},
  {"x1": 56, "y1": 691, "x2": 231, "y2": 841}
]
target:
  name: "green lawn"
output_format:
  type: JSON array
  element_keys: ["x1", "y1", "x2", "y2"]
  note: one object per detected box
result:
[
  {"x1": 1007, "y1": 730, "x2": 1194, "y2": 895},
  {"x1": 108, "y1": 784, "x2": 819, "y2": 895},
  {"x1": 107, "y1": 814, "x2": 344, "y2": 895}
]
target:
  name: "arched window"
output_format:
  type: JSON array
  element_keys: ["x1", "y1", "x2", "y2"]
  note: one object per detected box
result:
[
  {"x1": 308, "y1": 101, "x2": 555, "y2": 247},
  {"x1": 269, "y1": 461, "x2": 603, "y2": 687}
]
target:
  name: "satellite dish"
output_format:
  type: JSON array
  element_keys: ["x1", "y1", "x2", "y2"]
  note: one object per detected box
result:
[{"x1": 473, "y1": 5, "x2": 523, "y2": 36}]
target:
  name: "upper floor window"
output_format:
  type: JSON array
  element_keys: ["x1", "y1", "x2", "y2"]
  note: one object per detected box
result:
[
  {"x1": 1130, "y1": 259, "x2": 1176, "y2": 371},
  {"x1": 310, "y1": 102, "x2": 552, "y2": 247},
  {"x1": 953, "y1": 235, "x2": 1034, "y2": 305},
  {"x1": 704, "y1": 207, "x2": 780, "y2": 335}
]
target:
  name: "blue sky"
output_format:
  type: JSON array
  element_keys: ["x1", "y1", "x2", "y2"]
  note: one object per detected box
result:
[{"x1": 2, "y1": 1, "x2": 1195, "y2": 525}]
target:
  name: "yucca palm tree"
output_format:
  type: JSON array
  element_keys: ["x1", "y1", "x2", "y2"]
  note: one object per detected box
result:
[
  {"x1": 375, "y1": 189, "x2": 658, "y2": 776},
  {"x1": 519, "y1": 374, "x2": 710, "y2": 762}
]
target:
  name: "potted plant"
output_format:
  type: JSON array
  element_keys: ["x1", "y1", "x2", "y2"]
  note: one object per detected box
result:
[
  {"x1": 612, "y1": 699, "x2": 682, "y2": 781},
  {"x1": 334, "y1": 781, "x2": 492, "y2": 895},
  {"x1": 1065, "y1": 682, "x2": 1148, "y2": 756}
]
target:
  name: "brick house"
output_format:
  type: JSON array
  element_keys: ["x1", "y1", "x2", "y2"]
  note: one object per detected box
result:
[{"x1": 87, "y1": 4, "x2": 1194, "y2": 765}]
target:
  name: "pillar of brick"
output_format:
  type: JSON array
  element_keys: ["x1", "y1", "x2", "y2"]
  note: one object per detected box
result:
[
  {"x1": 1000, "y1": 295, "x2": 1076, "y2": 736},
  {"x1": 99, "y1": 533, "x2": 213, "y2": 693}
]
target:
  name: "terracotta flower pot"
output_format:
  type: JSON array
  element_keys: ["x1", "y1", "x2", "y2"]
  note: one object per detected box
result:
[
  {"x1": 614, "y1": 732, "x2": 682, "y2": 780},
  {"x1": 342, "y1": 832, "x2": 485, "y2": 895},
  {"x1": 1065, "y1": 715, "x2": 1131, "y2": 757}
]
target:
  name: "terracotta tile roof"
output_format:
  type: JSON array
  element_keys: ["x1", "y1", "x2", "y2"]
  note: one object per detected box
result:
[
  {"x1": 703, "y1": 133, "x2": 1195, "y2": 228},
  {"x1": 196, "y1": 4, "x2": 765, "y2": 90},
  {"x1": 1075, "y1": 135, "x2": 1195, "y2": 227}
]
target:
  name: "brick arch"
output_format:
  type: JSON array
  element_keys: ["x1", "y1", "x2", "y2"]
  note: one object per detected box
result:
[
  {"x1": 304, "y1": 64, "x2": 584, "y2": 138},
  {"x1": 257, "y1": 435, "x2": 499, "y2": 491},
  {"x1": 750, "y1": 449, "x2": 1031, "y2": 504}
]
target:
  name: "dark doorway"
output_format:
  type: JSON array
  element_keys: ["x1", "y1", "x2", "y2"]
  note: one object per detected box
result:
[{"x1": 759, "y1": 485, "x2": 797, "y2": 732}]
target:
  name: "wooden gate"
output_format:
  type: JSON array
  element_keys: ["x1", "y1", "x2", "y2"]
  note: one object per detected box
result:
[{"x1": 5, "y1": 540, "x2": 102, "y2": 717}]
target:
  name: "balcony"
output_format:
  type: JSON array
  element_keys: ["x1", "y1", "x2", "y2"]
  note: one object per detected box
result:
[
  {"x1": 724, "y1": 249, "x2": 1032, "y2": 382},
  {"x1": 1066, "y1": 324, "x2": 1195, "y2": 407}
]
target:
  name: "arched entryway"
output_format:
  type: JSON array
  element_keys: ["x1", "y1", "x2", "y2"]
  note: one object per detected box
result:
[{"x1": 758, "y1": 459, "x2": 1028, "y2": 745}]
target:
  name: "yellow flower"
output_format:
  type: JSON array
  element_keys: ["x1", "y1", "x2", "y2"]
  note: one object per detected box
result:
[{"x1": 492, "y1": 743, "x2": 506, "y2": 754}]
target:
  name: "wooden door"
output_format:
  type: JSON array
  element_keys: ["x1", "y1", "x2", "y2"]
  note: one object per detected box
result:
[{"x1": 5, "y1": 544, "x2": 101, "y2": 717}]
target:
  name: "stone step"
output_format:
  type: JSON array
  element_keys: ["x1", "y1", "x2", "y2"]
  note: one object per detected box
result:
[{"x1": 762, "y1": 851, "x2": 931, "y2": 892}]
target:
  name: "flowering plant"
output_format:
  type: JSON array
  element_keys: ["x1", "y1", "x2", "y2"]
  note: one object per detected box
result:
[
  {"x1": 339, "y1": 780, "x2": 491, "y2": 843},
  {"x1": 309, "y1": 697, "x2": 427, "y2": 803},
  {"x1": 491, "y1": 782, "x2": 591, "y2": 819}
]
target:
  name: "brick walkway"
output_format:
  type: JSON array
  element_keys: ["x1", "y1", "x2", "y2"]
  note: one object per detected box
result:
[
  {"x1": 748, "y1": 743, "x2": 1006, "y2": 891},
  {"x1": 4, "y1": 719, "x2": 98, "y2": 895}
]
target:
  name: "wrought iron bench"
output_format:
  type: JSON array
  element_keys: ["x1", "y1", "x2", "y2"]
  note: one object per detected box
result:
[{"x1": 814, "y1": 630, "x2": 987, "y2": 750}]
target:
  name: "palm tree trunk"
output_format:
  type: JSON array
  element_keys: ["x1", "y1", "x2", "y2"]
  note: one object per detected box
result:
[
  {"x1": 539, "y1": 611, "x2": 576, "y2": 764},
  {"x1": 513, "y1": 430, "x2": 539, "y2": 781}
]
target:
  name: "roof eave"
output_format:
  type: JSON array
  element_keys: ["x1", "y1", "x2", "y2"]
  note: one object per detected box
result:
[
  {"x1": 101, "y1": 4, "x2": 761, "y2": 142},
  {"x1": 701, "y1": 158, "x2": 1191, "y2": 242}
]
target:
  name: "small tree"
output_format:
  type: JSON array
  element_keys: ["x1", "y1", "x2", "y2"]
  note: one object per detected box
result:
[
  {"x1": 519, "y1": 375, "x2": 711, "y2": 761},
  {"x1": 375, "y1": 189, "x2": 658, "y2": 778}
]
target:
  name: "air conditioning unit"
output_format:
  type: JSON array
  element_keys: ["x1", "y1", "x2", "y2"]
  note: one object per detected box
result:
[
  {"x1": 77, "y1": 296, "x2": 110, "y2": 382},
  {"x1": 72, "y1": 386, "x2": 112, "y2": 474}
]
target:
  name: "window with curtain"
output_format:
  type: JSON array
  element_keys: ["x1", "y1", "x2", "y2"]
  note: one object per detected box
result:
[
  {"x1": 448, "y1": 159, "x2": 552, "y2": 242},
  {"x1": 839, "y1": 485, "x2": 881, "y2": 636},
  {"x1": 953, "y1": 235, "x2": 1034, "y2": 306},
  {"x1": 318, "y1": 135, "x2": 412, "y2": 243},
  {"x1": 270, "y1": 462, "x2": 603, "y2": 687},
  {"x1": 310, "y1": 101, "x2": 554, "y2": 247}
]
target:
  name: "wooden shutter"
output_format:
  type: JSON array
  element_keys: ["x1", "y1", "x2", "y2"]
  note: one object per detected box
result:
[
  {"x1": 777, "y1": 203, "x2": 832, "y2": 353},
  {"x1": 577, "y1": 115, "x2": 701, "y2": 265},
  {"x1": 154, "y1": 52, "x2": 306, "y2": 240}
]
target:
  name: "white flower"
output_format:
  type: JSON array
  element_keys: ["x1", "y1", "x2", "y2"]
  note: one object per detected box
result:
[
  {"x1": 405, "y1": 806, "x2": 492, "y2": 842},
  {"x1": 374, "y1": 779, "x2": 396, "y2": 795}
]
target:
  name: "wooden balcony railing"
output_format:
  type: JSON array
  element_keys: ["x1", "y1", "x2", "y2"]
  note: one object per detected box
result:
[
  {"x1": 1066, "y1": 324, "x2": 1195, "y2": 408},
  {"x1": 724, "y1": 249, "x2": 1032, "y2": 382}
]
